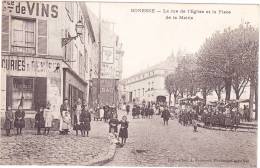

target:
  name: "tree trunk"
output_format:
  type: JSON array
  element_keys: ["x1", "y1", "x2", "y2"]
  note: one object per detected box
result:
[
  {"x1": 202, "y1": 88, "x2": 207, "y2": 104},
  {"x1": 249, "y1": 81, "x2": 255, "y2": 121},
  {"x1": 174, "y1": 94, "x2": 177, "y2": 106},
  {"x1": 235, "y1": 90, "x2": 240, "y2": 100},
  {"x1": 215, "y1": 88, "x2": 221, "y2": 101},
  {"x1": 216, "y1": 91, "x2": 221, "y2": 101},
  {"x1": 255, "y1": 80, "x2": 258, "y2": 120},
  {"x1": 168, "y1": 93, "x2": 172, "y2": 106},
  {"x1": 224, "y1": 77, "x2": 232, "y2": 102},
  {"x1": 180, "y1": 92, "x2": 184, "y2": 98}
]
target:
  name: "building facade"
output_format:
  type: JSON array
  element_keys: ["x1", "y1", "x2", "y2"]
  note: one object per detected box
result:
[
  {"x1": 87, "y1": 8, "x2": 124, "y2": 106},
  {"x1": 1, "y1": 1, "x2": 97, "y2": 121},
  {"x1": 121, "y1": 55, "x2": 176, "y2": 104}
]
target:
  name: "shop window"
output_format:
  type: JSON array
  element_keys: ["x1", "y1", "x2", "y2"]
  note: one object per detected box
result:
[
  {"x1": 12, "y1": 78, "x2": 34, "y2": 110},
  {"x1": 68, "y1": 84, "x2": 83, "y2": 108},
  {"x1": 11, "y1": 18, "x2": 36, "y2": 54}
]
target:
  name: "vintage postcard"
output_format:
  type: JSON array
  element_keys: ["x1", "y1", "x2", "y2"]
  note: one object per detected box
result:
[{"x1": 0, "y1": 0, "x2": 259, "y2": 167}]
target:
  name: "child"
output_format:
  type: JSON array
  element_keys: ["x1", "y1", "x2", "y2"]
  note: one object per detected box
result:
[
  {"x1": 62, "y1": 111, "x2": 71, "y2": 135},
  {"x1": 4, "y1": 106, "x2": 14, "y2": 136},
  {"x1": 44, "y1": 102, "x2": 53, "y2": 135},
  {"x1": 80, "y1": 105, "x2": 91, "y2": 137},
  {"x1": 108, "y1": 127, "x2": 120, "y2": 145},
  {"x1": 119, "y1": 116, "x2": 129, "y2": 145},
  {"x1": 109, "y1": 113, "x2": 119, "y2": 138},
  {"x1": 35, "y1": 106, "x2": 45, "y2": 135}
]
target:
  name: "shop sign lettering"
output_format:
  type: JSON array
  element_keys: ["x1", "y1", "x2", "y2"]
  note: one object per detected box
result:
[
  {"x1": 2, "y1": 1, "x2": 58, "y2": 18},
  {"x1": 1, "y1": 57, "x2": 60, "y2": 73}
]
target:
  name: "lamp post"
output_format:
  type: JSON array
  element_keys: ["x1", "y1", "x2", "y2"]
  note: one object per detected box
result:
[{"x1": 62, "y1": 20, "x2": 85, "y2": 47}]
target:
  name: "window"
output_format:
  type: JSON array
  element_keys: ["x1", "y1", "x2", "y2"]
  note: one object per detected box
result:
[
  {"x1": 12, "y1": 78, "x2": 34, "y2": 110},
  {"x1": 12, "y1": 18, "x2": 35, "y2": 54}
]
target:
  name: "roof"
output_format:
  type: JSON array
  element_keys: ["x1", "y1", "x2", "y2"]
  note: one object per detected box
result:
[{"x1": 124, "y1": 54, "x2": 177, "y2": 80}]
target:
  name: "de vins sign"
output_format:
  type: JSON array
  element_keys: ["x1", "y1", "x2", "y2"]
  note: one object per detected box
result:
[{"x1": 2, "y1": 1, "x2": 58, "y2": 18}]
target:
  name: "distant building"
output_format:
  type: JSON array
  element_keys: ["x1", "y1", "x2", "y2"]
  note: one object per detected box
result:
[
  {"x1": 87, "y1": 8, "x2": 124, "y2": 106},
  {"x1": 121, "y1": 54, "x2": 177, "y2": 104}
]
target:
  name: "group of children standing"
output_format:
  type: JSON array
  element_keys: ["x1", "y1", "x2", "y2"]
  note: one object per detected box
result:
[
  {"x1": 3, "y1": 102, "x2": 53, "y2": 136},
  {"x1": 35, "y1": 102, "x2": 53, "y2": 135},
  {"x1": 3, "y1": 105, "x2": 25, "y2": 136}
]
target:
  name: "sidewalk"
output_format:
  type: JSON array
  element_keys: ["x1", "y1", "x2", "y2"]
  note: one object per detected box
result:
[{"x1": 0, "y1": 120, "x2": 114, "y2": 165}]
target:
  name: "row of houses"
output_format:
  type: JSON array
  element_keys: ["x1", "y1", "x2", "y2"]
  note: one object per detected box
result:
[{"x1": 1, "y1": 1, "x2": 124, "y2": 119}]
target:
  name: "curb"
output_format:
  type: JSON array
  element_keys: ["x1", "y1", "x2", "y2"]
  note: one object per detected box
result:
[
  {"x1": 197, "y1": 124, "x2": 257, "y2": 133},
  {"x1": 86, "y1": 139, "x2": 117, "y2": 166}
]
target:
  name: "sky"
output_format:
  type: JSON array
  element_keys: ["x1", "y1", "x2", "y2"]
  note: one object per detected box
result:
[{"x1": 86, "y1": 2, "x2": 259, "y2": 79}]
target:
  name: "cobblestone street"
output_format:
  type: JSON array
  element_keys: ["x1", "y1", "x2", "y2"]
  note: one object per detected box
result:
[
  {"x1": 107, "y1": 111, "x2": 257, "y2": 167},
  {"x1": 0, "y1": 121, "x2": 110, "y2": 165}
]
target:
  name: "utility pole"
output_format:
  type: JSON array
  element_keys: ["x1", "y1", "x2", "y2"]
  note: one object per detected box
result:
[{"x1": 97, "y1": 3, "x2": 102, "y2": 105}]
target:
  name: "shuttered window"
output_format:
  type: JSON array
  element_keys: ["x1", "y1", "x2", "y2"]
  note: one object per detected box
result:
[
  {"x1": 2, "y1": 15, "x2": 9, "y2": 51},
  {"x1": 38, "y1": 19, "x2": 47, "y2": 55},
  {"x1": 11, "y1": 18, "x2": 36, "y2": 54}
]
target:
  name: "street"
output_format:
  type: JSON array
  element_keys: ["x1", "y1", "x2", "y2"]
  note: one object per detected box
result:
[
  {"x1": 0, "y1": 110, "x2": 257, "y2": 167},
  {"x1": 0, "y1": 121, "x2": 110, "y2": 165},
  {"x1": 107, "y1": 110, "x2": 257, "y2": 167}
]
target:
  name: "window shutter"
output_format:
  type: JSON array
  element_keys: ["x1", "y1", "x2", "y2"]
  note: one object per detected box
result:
[
  {"x1": 2, "y1": 15, "x2": 9, "y2": 51},
  {"x1": 6, "y1": 76, "x2": 12, "y2": 108},
  {"x1": 34, "y1": 77, "x2": 47, "y2": 110},
  {"x1": 38, "y1": 19, "x2": 47, "y2": 55}
]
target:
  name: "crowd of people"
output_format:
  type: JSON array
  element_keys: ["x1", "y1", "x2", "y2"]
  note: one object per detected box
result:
[
  {"x1": 131, "y1": 103, "x2": 155, "y2": 119},
  {"x1": 3, "y1": 98, "x2": 129, "y2": 146},
  {"x1": 175, "y1": 101, "x2": 249, "y2": 131}
]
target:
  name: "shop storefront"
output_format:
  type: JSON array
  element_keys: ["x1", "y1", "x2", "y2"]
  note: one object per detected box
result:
[
  {"x1": 1, "y1": 55, "x2": 62, "y2": 120},
  {"x1": 63, "y1": 68, "x2": 88, "y2": 109}
]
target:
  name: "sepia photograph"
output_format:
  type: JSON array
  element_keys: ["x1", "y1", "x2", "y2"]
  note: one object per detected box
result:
[{"x1": 0, "y1": 0, "x2": 259, "y2": 167}]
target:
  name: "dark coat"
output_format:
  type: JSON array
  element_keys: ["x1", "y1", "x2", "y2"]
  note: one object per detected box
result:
[
  {"x1": 126, "y1": 105, "x2": 130, "y2": 112},
  {"x1": 4, "y1": 110, "x2": 14, "y2": 130},
  {"x1": 35, "y1": 111, "x2": 45, "y2": 128},
  {"x1": 119, "y1": 121, "x2": 128, "y2": 138},
  {"x1": 73, "y1": 114, "x2": 81, "y2": 130},
  {"x1": 149, "y1": 108, "x2": 154, "y2": 115},
  {"x1": 80, "y1": 110, "x2": 91, "y2": 131},
  {"x1": 14, "y1": 110, "x2": 25, "y2": 128},
  {"x1": 109, "y1": 118, "x2": 119, "y2": 133},
  {"x1": 161, "y1": 109, "x2": 170, "y2": 120}
]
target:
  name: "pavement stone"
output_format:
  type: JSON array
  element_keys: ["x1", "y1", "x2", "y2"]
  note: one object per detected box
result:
[
  {"x1": 0, "y1": 120, "x2": 113, "y2": 165},
  {"x1": 106, "y1": 110, "x2": 257, "y2": 167}
]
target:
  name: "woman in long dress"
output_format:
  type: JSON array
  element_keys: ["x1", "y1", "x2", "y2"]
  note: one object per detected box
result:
[
  {"x1": 14, "y1": 105, "x2": 25, "y2": 135},
  {"x1": 119, "y1": 116, "x2": 129, "y2": 145}
]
